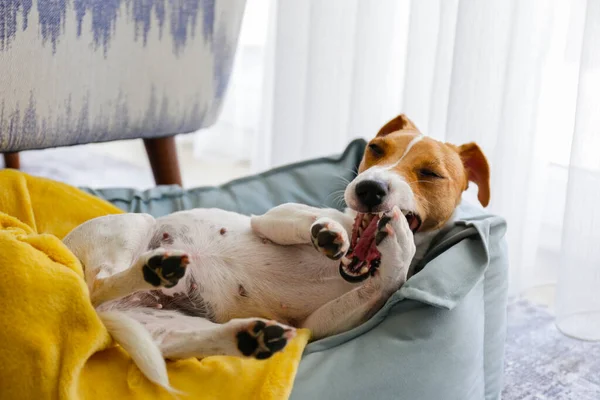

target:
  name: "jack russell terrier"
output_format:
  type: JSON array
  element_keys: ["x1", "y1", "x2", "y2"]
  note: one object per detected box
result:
[{"x1": 63, "y1": 114, "x2": 490, "y2": 391}]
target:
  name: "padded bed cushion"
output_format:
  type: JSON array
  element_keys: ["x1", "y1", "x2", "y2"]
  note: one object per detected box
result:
[{"x1": 83, "y1": 139, "x2": 508, "y2": 400}]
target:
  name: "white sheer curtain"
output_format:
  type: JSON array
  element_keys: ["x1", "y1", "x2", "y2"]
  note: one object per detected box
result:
[
  {"x1": 195, "y1": 0, "x2": 600, "y2": 339},
  {"x1": 191, "y1": 0, "x2": 270, "y2": 163}
]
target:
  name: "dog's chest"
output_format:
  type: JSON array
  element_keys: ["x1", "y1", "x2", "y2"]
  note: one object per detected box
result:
[{"x1": 148, "y1": 209, "x2": 240, "y2": 249}]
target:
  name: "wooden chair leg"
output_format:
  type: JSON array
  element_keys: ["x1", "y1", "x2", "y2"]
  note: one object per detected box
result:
[
  {"x1": 3, "y1": 152, "x2": 20, "y2": 169},
  {"x1": 143, "y1": 136, "x2": 183, "y2": 186}
]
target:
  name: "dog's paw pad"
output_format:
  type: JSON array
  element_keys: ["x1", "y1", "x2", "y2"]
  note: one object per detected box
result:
[
  {"x1": 236, "y1": 320, "x2": 295, "y2": 360},
  {"x1": 310, "y1": 220, "x2": 349, "y2": 260},
  {"x1": 142, "y1": 251, "x2": 189, "y2": 288},
  {"x1": 375, "y1": 207, "x2": 407, "y2": 246},
  {"x1": 375, "y1": 209, "x2": 399, "y2": 245}
]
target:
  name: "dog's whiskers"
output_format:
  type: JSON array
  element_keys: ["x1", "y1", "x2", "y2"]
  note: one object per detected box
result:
[
  {"x1": 414, "y1": 193, "x2": 435, "y2": 209},
  {"x1": 339, "y1": 167, "x2": 358, "y2": 179},
  {"x1": 332, "y1": 193, "x2": 348, "y2": 208},
  {"x1": 324, "y1": 188, "x2": 348, "y2": 209}
]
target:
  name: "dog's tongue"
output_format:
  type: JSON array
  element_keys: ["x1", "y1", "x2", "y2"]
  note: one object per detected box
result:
[
  {"x1": 340, "y1": 214, "x2": 383, "y2": 281},
  {"x1": 353, "y1": 215, "x2": 379, "y2": 260}
]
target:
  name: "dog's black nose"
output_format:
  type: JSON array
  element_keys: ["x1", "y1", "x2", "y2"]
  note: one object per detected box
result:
[{"x1": 355, "y1": 180, "x2": 388, "y2": 209}]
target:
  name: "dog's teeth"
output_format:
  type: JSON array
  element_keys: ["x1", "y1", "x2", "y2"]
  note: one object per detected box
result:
[
  {"x1": 341, "y1": 257, "x2": 351, "y2": 266},
  {"x1": 360, "y1": 266, "x2": 368, "y2": 274}
]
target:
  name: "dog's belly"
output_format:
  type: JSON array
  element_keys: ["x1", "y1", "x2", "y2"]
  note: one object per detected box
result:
[{"x1": 151, "y1": 208, "x2": 354, "y2": 325}]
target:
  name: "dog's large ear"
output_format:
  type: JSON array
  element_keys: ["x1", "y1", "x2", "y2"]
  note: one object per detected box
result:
[
  {"x1": 458, "y1": 143, "x2": 490, "y2": 207},
  {"x1": 377, "y1": 114, "x2": 419, "y2": 137}
]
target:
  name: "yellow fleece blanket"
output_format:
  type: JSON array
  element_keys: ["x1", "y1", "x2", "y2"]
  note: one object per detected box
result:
[{"x1": 0, "y1": 170, "x2": 309, "y2": 400}]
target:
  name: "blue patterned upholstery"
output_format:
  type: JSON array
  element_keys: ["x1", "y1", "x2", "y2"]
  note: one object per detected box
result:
[{"x1": 0, "y1": 0, "x2": 246, "y2": 152}]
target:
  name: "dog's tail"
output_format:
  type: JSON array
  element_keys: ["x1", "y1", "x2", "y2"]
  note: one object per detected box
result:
[{"x1": 97, "y1": 311, "x2": 178, "y2": 394}]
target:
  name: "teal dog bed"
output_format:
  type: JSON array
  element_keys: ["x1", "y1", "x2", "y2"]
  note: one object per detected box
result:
[{"x1": 83, "y1": 139, "x2": 508, "y2": 400}]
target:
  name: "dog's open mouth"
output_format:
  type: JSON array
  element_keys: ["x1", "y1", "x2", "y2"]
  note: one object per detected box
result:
[{"x1": 339, "y1": 211, "x2": 421, "y2": 283}]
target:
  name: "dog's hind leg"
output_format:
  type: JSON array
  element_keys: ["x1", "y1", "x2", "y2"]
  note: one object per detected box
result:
[
  {"x1": 89, "y1": 248, "x2": 189, "y2": 306},
  {"x1": 120, "y1": 308, "x2": 297, "y2": 360},
  {"x1": 63, "y1": 213, "x2": 189, "y2": 306}
]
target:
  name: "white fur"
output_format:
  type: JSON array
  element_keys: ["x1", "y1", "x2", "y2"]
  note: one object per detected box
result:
[
  {"x1": 63, "y1": 205, "x2": 419, "y2": 389},
  {"x1": 64, "y1": 175, "x2": 449, "y2": 393},
  {"x1": 345, "y1": 165, "x2": 417, "y2": 214}
]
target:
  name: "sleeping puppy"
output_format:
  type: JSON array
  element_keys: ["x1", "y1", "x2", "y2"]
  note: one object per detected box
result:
[{"x1": 63, "y1": 114, "x2": 490, "y2": 391}]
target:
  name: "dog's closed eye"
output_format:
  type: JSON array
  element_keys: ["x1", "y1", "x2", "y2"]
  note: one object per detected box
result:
[
  {"x1": 368, "y1": 143, "x2": 385, "y2": 157},
  {"x1": 418, "y1": 168, "x2": 444, "y2": 179}
]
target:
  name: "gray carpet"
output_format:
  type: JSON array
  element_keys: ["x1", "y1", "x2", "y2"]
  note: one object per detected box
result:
[
  {"x1": 7, "y1": 148, "x2": 600, "y2": 399},
  {"x1": 504, "y1": 300, "x2": 600, "y2": 399}
]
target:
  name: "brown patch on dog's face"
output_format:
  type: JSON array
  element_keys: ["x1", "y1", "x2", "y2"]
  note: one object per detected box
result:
[{"x1": 349, "y1": 114, "x2": 490, "y2": 232}]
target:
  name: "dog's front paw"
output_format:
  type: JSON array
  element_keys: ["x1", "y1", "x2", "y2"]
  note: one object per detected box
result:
[
  {"x1": 373, "y1": 207, "x2": 415, "y2": 281},
  {"x1": 236, "y1": 320, "x2": 296, "y2": 360},
  {"x1": 142, "y1": 249, "x2": 189, "y2": 288},
  {"x1": 310, "y1": 218, "x2": 350, "y2": 260},
  {"x1": 375, "y1": 207, "x2": 414, "y2": 249}
]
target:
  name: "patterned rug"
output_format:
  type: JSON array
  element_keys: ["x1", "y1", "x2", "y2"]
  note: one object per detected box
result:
[
  {"x1": 6, "y1": 148, "x2": 600, "y2": 399},
  {"x1": 504, "y1": 300, "x2": 600, "y2": 399}
]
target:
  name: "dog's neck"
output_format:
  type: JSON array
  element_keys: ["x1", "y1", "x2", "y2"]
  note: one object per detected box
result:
[
  {"x1": 413, "y1": 230, "x2": 439, "y2": 263},
  {"x1": 409, "y1": 210, "x2": 459, "y2": 277}
]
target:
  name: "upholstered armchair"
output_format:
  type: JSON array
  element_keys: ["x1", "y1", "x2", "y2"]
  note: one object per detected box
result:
[{"x1": 0, "y1": 0, "x2": 246, "y2": 185}]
